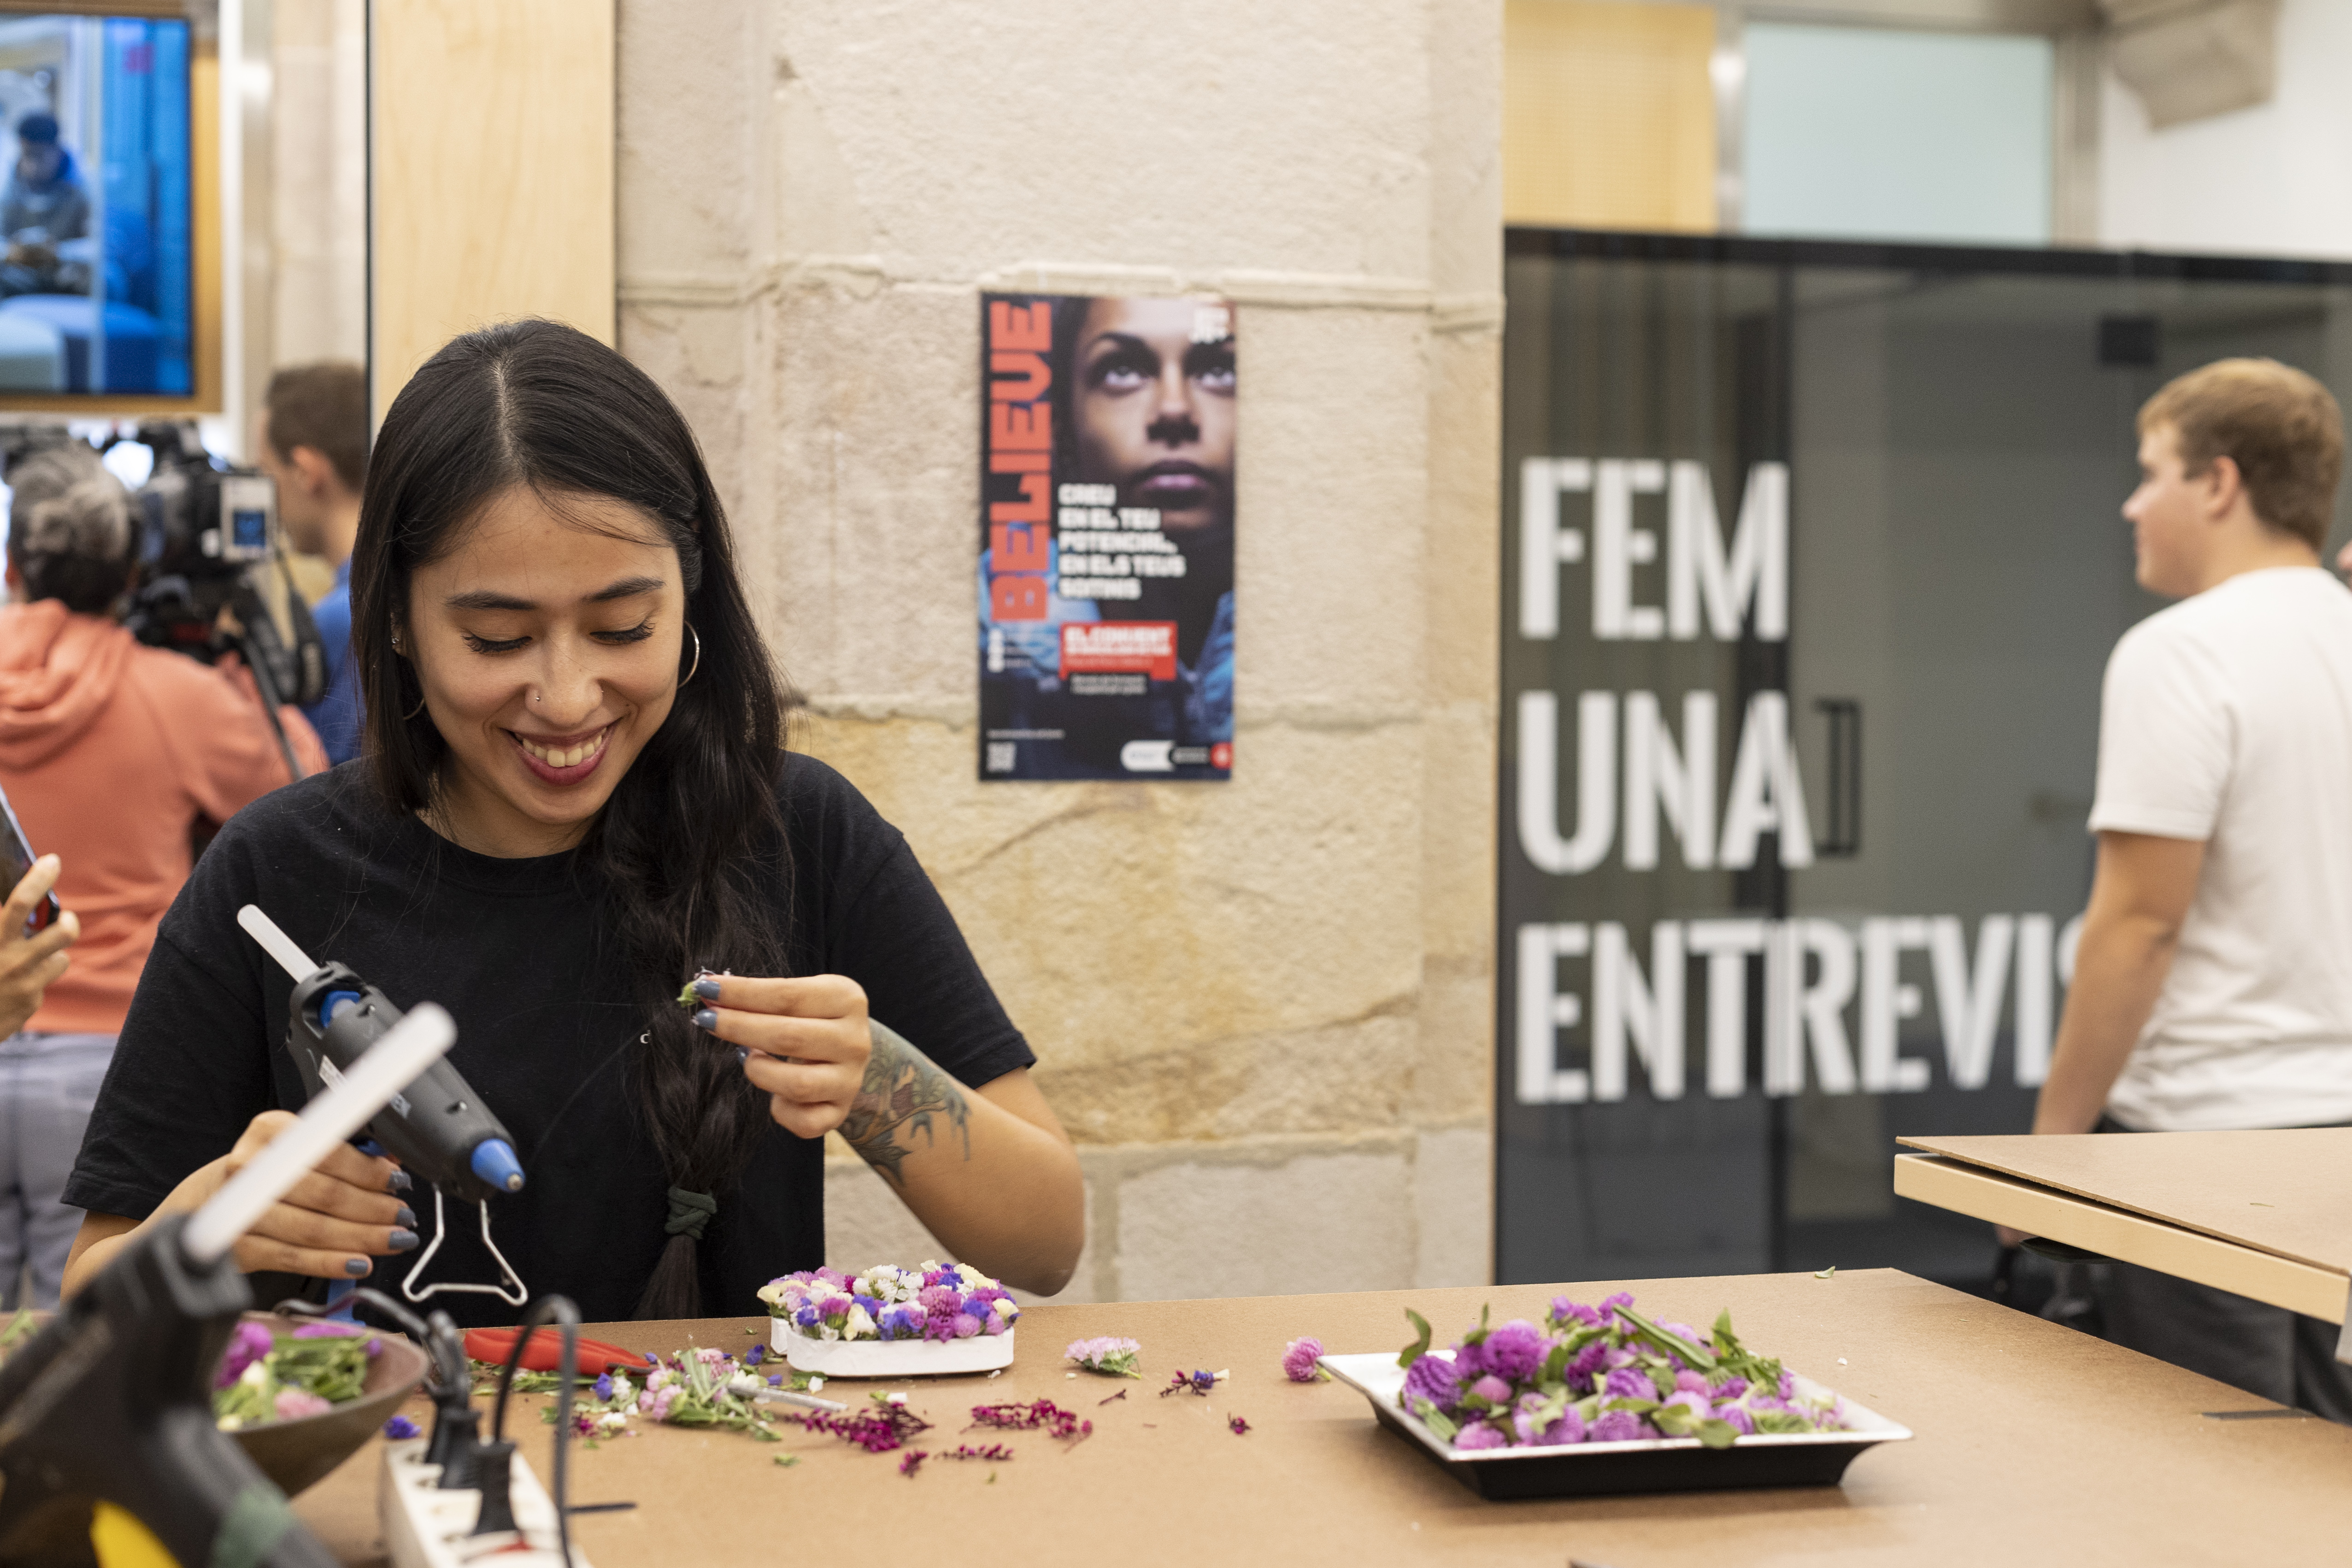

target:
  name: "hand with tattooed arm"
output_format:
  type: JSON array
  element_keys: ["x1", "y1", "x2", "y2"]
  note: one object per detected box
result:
[{"x1": 687, "y1": 973, "x2": 1085, "y2": 1295}]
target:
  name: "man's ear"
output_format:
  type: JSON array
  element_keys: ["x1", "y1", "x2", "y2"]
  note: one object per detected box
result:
[
  {"x1": 2200, "y1": 453, "x2": 2247, "y2": 522},
  {"x1": 288, "y1": 445, "x2": 338, "y2": 499}
]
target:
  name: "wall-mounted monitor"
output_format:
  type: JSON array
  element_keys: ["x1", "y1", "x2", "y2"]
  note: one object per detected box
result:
[{"x1": 0, "y1": 6, "x2": 209, "y2": 408}]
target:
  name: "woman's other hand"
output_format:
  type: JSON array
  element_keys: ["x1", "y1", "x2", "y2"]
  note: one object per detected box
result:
[
  {"x1": 0, "y1": 853, "x2": 77, "y2": 1037},
  {"x1": 689, "y1": 973, "x2": 873, "y2": 1139},
  {"x1": 215, "y1": 1110, "x2": 417, "y2": 1278}
]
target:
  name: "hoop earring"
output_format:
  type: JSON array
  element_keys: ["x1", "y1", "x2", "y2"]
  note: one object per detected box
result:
[
  {"x1": 403, "y1": 693, "x2": 427, "y2": 722},
  {"x1": 680, "y1": 624, "x2": 701, "y2": 687}
]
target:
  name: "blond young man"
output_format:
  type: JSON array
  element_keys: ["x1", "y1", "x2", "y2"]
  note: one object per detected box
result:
[{"x1": 2022, "y1": 358, "x2": 2352, "y2": 1418}]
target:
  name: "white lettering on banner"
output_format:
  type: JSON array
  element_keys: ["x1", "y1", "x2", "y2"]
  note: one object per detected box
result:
[
  {"x1": 1931, "y1": 915, "x2": 2014, "y2": 1090},
  {"x1": 1517, "y1": 689, "x2": 1810, "y2": 875},
  {"x1": 2014, "y1": 914, "x2": 2055, "y2": 1087},
  {"x1": 1717, "y1": 692, "x2": 1813, "y2": 869},
  {"x1": 1669, "y1": 460, "x2": 1788, "y2": 640},
  {"x1": 1518, "y1": 458, "x2": 1592, "y2": 639},
  {"x1": 1593, "y1": 460, "x2": 1667, "y2": 640},
  {"x1": 1514, "y1": 915, "x2": 2085, "y2": 1106},
  {"x1": 1518, "y1": 456, "x2": 1787, "y2": 644},
  {"x1": 1688, "y1": 919, "x2": 1767, "y2": 1098},
  {"x1": 1516, "y1": 922, "x2": 1592, "y2": 1104},
  {"x1": 1516, "y1": 691, "x2": 1617, "y2": 875},
  {"x1": 1593, "y1": 922, "x2": 1685, "y2": 1101},
  {"x1": 1624, "y1": 692, "x2": 1717, "y2": 870}
]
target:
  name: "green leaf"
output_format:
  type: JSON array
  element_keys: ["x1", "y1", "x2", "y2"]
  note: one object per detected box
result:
[
  {"x1": 1540, "y1": 1341, "x2": 1570, "y2": 1385},
  {"x1": 1611, "y1": 1303, "x2": 1718, "y2": 1373},
  {"x1": 1694, "y1": 1418, "x2": 1739, "y2": 1450},
  {"x1": 1398, "y1": 1309, "x2": 1434, "y2": 1368},
  {"x1": 1753, "y1": 1409, "x2": 1811, "y2": 1434},
  {"x1": 1409, "y1": 1396, "x2": 1459, "y2": 1441},
  {"x1": 773, "y1": 1453, "x2": 800, "y2": 1468},
  {"x1": 1813, "y1": 1265, "x2": 1836, "y2": 1280}
]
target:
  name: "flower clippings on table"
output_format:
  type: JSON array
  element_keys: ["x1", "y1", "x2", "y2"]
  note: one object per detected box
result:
[
  {"x1": 1282, "y1": 1337, "x2": 1331, "y2": 1383},
  {"x1": 1394, "y1": 1294, "x2": 1855, "y2": 1452},
  {"x1": 969, "y1": 1398, "x2": 1091, "y2": 1444},
  {"x1": 1064, "y1": 1335, "x2": 1142, "y2": 1378},
  {"x1": 788, "y1": 1391, "x2": 935, "y2": 1454},
  {"x1": 759, "y1": 1261, "x2": 1019, "y2": 1343},
  {"x1": 1159, "y1": 1368, "x2": 1229, "y2": 1398},
  {"x1": 1229, "y1": 1415, "x2": 1251, "y2": 1435}
]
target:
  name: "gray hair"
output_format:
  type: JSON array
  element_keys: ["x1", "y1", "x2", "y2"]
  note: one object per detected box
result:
[{"x1": 7, "y1": 443, "x2": 134, "y2": 615}]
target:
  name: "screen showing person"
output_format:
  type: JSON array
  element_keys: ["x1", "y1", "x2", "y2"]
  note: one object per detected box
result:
[{"x1": 0, "y1": 14, "x2": 195, "y2": 396}]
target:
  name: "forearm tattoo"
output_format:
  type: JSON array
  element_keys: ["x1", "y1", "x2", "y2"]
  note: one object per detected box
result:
[{"x1": 842, "y1": 1021, "x2": 971, "y2": 1186}]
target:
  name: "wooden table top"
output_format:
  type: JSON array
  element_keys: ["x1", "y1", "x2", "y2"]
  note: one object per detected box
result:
[
  {"x1": 291, "y1": 1268, "x2": 2352, "y2": 1566},
  {"x1": 1900, "y1": 1128, "x2": 2352, "y2": 1274}
]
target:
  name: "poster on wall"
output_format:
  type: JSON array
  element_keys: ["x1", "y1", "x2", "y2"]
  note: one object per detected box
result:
[{"x1": 976, "y1": 291, "x2": 1235, "y2": 781}]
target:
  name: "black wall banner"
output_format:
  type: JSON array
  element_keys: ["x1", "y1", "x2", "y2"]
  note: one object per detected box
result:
[
  {"x1": 1490, "y1": 233, "x2": 2352, "y2": 1288},
  {"x1": 977, "y1": 292, "x2": 1236, "y2": 782}
]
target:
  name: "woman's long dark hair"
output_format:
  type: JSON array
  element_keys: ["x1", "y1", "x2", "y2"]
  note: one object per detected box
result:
[{"x1": 351, "y1": 319, "x2": 789, "y2": 1318}]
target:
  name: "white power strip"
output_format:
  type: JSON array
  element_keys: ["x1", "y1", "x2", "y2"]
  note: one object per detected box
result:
[{"x1": 379, "y1": 1436, "x2": 588, "y2": 1567}]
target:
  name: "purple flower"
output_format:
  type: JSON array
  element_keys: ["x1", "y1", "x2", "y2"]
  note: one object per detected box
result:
[
  {"x1": 1402, "y1": 1354, "x2": 1461, "y2": 1411},
  {"x1": 1468, "y1": 1375, "x2": 1512, "y2": 1406},
  {"x1": 794, "y1": 1305, "x2": 822, "y2": 1328},
  {"x1": 1281, "y1": 1337, "x2": 1325, "y2": 1383},
  {"x1": 1190, "y1": 1369, "x2": 1217, "y2": 1394},
  {"x1": 817, "y1": 1295, "x2": 853, "y2": 1319},
  {"x1": 1545, "y1": 1406, "x2": 1589, "y2": 1446},
  {"x1": 1564, "y1": 1341, "x2": 1607, "y2": 1392},
  {"x1": 917, "y1": 1286, "x2": 956, "y2": 1311},
  {"x1": 982, "y1": 1312, "x2": 1009, "y2": 1337},
  {"x1": 1550, "y1": 1296, "x2": 1605, "y2": 1328},
  {"x1": 1452, "y1": 1422, "x2": 1508, "y2": 1451},
  {"x1": 1603, "y1": 1366, "x2": 1654, "y2": 1401},
  {"x1": 1711, "y1": 1375, "x2": 1748, "y2": 1401},
  {"x1": 1777, "y1": 1370, "x2": 1795, "y2": 1401},
  {"x1": 1662, "y1": 1390, "x2": 1709, "y2": 1419},
  {"x1": 214, "y1": 1321, "x2": 274, "y2": 1390},
  {"x1": 768, "y1": 1374, "x2": 784, "y2": 1386},
  {"x1": 853, "y1": 1294, "x2": 882, "y2": 1318},
  {"x1": 1718, "y1": 1406, "x2": 1755, "y2": 1437},
  {"x1": 1481, "y1": 1321, "x2": 1545, "y2": 1382},
  {"x1": 1588, "y1": 1409, "x2": 1651, "y2": 1444},
  {"x1": 291, "y1": 1321, "x2": 364, "y2": 1339},
  {"x1": 951, "y1": 1313, "x2": 982, "y2": 1339},
  {"x1": 1673, "y1": 1369, "x2": 1709, "y2": 1395},
  {"x1": 382, "y1": 1415, "x2": 420, "y2": 1440},
  {"x1": 744, "y1": 1345, "x2": 765, "y2": 1367},
  {"x1": 593, "y1": 1373, "x2": 614, "y2": 1401},
  {"x1": 1599, "y1": 1292, "x2": 1635, "y2": 1315}
]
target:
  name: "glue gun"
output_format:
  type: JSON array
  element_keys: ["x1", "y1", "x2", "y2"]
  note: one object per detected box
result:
[
  {"x1": 0, "y1": 1004, "x2": 457, "y2": 1568},
  {"x1": 237, "y1": 904, "x2": 524, "y2": 1204}
]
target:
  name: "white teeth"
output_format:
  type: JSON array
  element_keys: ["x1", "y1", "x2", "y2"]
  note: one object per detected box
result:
[{"x1": 519, "y1": 727, "x2": 608, "y2": 769}]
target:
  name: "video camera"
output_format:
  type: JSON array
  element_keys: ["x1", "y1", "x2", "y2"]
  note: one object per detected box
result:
[{"x1": 0, "y1": 420, "x2": 325, "y2": 780}]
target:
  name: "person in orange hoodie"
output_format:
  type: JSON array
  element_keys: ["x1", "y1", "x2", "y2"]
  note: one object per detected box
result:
[{"x1": 0, "y1": 440, "x2": 324, "y2": 1306}]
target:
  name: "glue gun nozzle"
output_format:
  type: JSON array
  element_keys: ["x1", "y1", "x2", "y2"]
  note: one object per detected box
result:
[{"x1": 470, "y1": 1138, "x2": 525, "y2": 1195}]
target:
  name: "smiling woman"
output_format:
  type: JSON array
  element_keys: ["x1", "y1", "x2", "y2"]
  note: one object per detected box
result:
[{"x1": 58, "y1": 321, "x2": 1086, "y2": 1323}]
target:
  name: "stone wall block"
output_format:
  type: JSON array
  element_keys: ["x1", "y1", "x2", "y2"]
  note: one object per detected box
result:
[{"x1": 1113, "y1": 1145, "x2": 1415, "y2": 1300}]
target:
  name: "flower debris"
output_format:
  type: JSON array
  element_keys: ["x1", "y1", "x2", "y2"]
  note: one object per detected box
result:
[
  {"x1": 1159, "y1": 1368, "x2": 1228, "y2": 1398},
  {"x1": 969, "y1": 1398, "x2": 1091, "y2": 1444}
]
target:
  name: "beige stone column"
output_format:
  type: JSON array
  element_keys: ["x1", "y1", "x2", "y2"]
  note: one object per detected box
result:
[{"x1": 619, "y1": 0, "x2": 1502, "y2": 1300}]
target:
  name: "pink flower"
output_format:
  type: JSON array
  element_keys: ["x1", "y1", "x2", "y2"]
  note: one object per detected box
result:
[
  {"x1": 272, "y1": 1389, "x2": 332, "y2": 1421},
  {"x1": 1281, "y1": 1337, "x2": 1325, "y2": 1382},
  {"x1": 1469, "y1": 1374, "x2": 1512, "y2": 1405},
  {"x1": 213, "y1": 1322, "x2": 274, "y2": 1390},
  {"x1": 291, "y1": 1321, "x2": 365, "y2": 1339},
  {"x1": 982, "y1": 1313, "x2": 1009, "y2": 1336},
  {"x1": 951, "y1": 1313, "x2": 982, "y2": 1339},
  {"x1": 1674, "y1": 1369, "x2": 1709, "y2": 1395},
  {"x1": 1452, "y1": 1422, "x2": 1508, "y2": 1451}
]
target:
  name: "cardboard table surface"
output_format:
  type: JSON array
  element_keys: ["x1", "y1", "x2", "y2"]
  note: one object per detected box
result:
[
  {"x1": 1900, "y1": 1128, "x2": 2352, "y2": 1273},
  {"x1": 292, "y1": 1268, "x2": 2352, "y2": 1566}
]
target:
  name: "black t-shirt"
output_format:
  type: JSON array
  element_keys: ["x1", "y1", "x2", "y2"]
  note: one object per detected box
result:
[{"x1": 63, "y1": 754, "x2": 1034, "y2": 1326}]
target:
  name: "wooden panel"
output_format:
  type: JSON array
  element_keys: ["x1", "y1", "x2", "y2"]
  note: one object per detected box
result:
[
  {"x1": 369, "y1": 0, "x2": 613, "y2": 420},
  {"x1": 1504, "y1": 0, "x2": 1716, "y2": 232},
  {"x1": 1894, "y1": 1153, "x2": 2352, "y2": 1322},
  {"x1": 291, "y1": 1271, "x2": 2352, "y2": 1565},
  {"x1": 1899, "y1": 1128, "x2": 2352, "y2": 1275}
]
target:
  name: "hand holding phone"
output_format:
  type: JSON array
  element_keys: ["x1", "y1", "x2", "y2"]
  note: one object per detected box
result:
[{"x1": 0, "y1": 853, "x2": 75, "y2": 1039}]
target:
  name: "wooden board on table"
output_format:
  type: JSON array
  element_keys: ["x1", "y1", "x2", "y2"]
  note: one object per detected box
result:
[{"x1": 294, "y1": 1269, "x2": 2352, "y2": 1567}]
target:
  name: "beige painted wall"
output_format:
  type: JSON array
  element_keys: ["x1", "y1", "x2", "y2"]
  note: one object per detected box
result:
[
  {"x1": 616, "y1": 0, "x2": 1504, "y2": 1301},
  {"x1": 270, "y1": 0, "x2": 367, "y2": 370}
]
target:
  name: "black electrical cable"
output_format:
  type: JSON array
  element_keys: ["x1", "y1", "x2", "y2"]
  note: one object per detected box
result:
[{"x1": 490, "y1": 1295, "x2": 581, "y2": 1567}]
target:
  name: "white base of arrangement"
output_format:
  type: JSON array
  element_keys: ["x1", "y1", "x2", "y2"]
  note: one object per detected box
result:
[{"x1": 772, "y1": 1321, "x2": 1016, "y2": 1378}]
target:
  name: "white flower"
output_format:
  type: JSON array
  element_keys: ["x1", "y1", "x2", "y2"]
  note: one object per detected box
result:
[
  {"x1": 991, "y1": 1297, "x2": 1017, "y2": 1318},
  {"x1": 728, "y1": 1373, "x2": 764, "y2": 1397},
  {"x1": 845, "y1": 1304, "x2": 877, "y2": 1340},
  {"x1": 808, "y1": 1376, "x2": 825, "y2": 1392},
  {"x1": 820, "y1": 1325, "x2": 840, "y2": 1342},
  {"x1": 597, "y1": 1411, "x2": 629, "y2": 1433},
  {"x1": 886, "y1": 1392, "x2": 908, "y2": 1406},
  {"x1": 240, "y1": 1362, "x2": 269, "y2": 1389},
  {"x1": 608, "y1": 1374, "x2": 634, "y2": 1404}
]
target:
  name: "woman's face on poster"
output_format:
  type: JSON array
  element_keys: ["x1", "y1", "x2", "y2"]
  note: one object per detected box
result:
[{"x1": 1073, "y1": 297, "x2": 1235, "y2": 539}]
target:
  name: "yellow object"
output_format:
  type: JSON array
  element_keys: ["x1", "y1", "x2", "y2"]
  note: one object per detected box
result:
[
  {"x1": 370, "y1": 0, "x2": 617, "y2": 422},
  {"x1": 1504, "y1": 0, "x2": 1717, "y2": 231},
  {"x1": 91, "y1": 1502, "x2": 180, "y2": 1568}
]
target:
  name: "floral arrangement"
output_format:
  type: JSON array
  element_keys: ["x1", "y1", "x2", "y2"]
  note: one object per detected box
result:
[
  {"x1": 1396, "y1": 1293, "x2": 1852, "y2": 1452},
  {"x1": 557, "y1": 1345, "x2": 790, "y2": 1444},
  {"x1": 212, "y1": 1320, "x2": 378, "y2": 1429},
  {"x1": 1064, "y1": 1336, "x2": 1141, "y2": 1378},
  {"x1": 759, "y1": 1261, "x2": 1019, "y2": 1343}
]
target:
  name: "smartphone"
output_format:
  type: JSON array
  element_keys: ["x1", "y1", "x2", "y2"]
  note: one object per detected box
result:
[{"x1": 0, "y1": 783, "x2": 59, "y2": 937}]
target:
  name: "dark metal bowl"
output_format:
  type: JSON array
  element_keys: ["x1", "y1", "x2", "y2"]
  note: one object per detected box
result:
[{"x1": 226, "y1": 1313, "x2": 430, "y2": 1498}]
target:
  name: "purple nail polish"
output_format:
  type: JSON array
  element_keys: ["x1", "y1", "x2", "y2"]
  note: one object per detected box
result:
[{"x1": 344, "y1": 1257, "x2": 371, "y2": 1276}]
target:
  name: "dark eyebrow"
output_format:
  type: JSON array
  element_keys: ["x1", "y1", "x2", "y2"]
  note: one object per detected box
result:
[
  {"x1": 443, "y1": 575, "x2": 666, "y2": 613},
  {"x1": 1084, "y1": 331, "x2": 1157, "y2": 361}
]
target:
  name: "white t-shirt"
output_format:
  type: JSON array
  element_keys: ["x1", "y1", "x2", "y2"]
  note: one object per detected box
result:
[{"x1": 2093, "y1": 566, "x2": 2352, "y2": 1131}]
